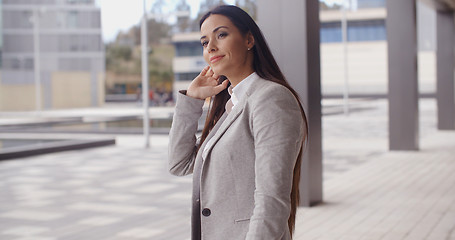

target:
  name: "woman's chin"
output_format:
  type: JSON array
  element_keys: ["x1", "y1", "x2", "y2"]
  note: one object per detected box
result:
[{"x1": 210, "y1": 67, "x2": 222, "y2": 76}]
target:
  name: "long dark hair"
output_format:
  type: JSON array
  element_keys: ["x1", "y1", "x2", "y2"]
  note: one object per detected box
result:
[{"x1": 198, "y1": 5, "x2": 308, "y2": 237}]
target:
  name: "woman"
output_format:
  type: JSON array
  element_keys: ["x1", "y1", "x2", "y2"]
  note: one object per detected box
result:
[{"x1": 168, "y1": 5, "x2": 308, "y2": 240}]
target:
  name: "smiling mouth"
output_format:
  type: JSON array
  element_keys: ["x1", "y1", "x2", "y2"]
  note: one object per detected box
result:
[{"x1": 210, "y1": 55, "x2": 224, "y2": 63}]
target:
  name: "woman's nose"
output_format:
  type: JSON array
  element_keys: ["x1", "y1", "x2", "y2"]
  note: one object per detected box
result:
[{"x1": 207, "y1": 41, "x2": 216, "y2": 53}]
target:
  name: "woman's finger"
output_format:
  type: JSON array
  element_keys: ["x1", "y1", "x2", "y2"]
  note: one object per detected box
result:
[
  {"x1": 199, "y1": 66, "x2": 210, "y2": 77},
  {"x1": 206, "y1": 67, "x2": 214, "y2": 77},
  {"x1": 213, "y1": 79, "x2": 229, "y2": 94}
]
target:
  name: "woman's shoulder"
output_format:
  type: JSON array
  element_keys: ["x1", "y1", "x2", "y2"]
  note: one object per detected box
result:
[{"x1": 247, "y1": 77, "x2": 299, "y2": 105}]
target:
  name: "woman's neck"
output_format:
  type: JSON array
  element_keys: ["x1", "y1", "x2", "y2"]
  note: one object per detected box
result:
[{"x1": 227, "y1": 68, "x2": 255, "y2": 87}]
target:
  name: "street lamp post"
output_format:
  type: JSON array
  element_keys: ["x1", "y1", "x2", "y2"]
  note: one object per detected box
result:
[
  {"x1": 140, "y1": 1, "x2": 190, "y2": 148},
  {"x1": 142, "y1": 0, "x2": 150, "y2": 148},
  {"x1": 32, "y1": 8, "x2": 42, "y2": 113},
  {"x1": 341, "y1": 0, "x2": 350, "y2": 116}
]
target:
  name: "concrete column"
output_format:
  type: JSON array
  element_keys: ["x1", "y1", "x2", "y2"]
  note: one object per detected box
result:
[
  {"x1": 257, "y1": 0, "x2": 323, "y2": 206},
  {"x1": 436, "y1": 10, "x2": 455, "y2": 130},
  {"x1": 386, "y1": 0, "x2": 419, "y2": 150}
]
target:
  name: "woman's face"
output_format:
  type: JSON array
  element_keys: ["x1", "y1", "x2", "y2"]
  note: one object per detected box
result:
[{"x1": 200, "y1": 14, "x2": 253, "y2": 79}]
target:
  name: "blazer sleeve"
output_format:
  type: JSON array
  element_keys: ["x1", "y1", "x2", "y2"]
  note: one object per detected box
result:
[
  {"x1": 246, "y1": 85, "x2": 304, "y2": 240},
  {"x1": 168, "y1": 90, "x2": 205, "y2": 176}
]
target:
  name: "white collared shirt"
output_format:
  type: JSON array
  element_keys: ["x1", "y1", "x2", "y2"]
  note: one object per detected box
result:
[
  {"x1": 202, "y1": 72, "x2": 258, "y2": 158},
  {"x1": 228, "y1": 71, "x2": 257, "y2": 109}
]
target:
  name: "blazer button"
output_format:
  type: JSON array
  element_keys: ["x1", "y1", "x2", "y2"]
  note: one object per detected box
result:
[{"x1": 202, "y1": 208, "x2": 211, "y2": 217}]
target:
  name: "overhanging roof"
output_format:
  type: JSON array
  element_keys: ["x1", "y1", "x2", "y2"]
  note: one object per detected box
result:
[{"x1": 420, "y1": 0, "x2": 455, "y2": 11}]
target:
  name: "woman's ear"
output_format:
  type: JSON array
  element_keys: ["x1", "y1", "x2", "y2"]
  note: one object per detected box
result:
[{"x1": 246, "y1": 32, "x2": 255, "y2": 49}]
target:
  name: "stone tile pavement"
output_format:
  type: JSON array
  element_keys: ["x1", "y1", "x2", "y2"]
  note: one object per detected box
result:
[
  {"x1": 0, "y1": 134, "x2": 192, "y2": 240},
  {"x1": 0, "y1": 98, "x2": 453, "y2": 239},
  {"x1": 294, "y1": 130, "x2": 455, "y2": 240}
]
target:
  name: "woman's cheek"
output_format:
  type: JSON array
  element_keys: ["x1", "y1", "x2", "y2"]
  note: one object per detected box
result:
[{"x1": 203, "y1": 53, "x2": 210, "y2": 65}]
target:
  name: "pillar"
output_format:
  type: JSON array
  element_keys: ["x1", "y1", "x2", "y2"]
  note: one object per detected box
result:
[
  {"x1": 257, "y1": 0, "x2": 323, "y2": 206},
  {"x1": 436, "y1": 10, "x2": 455, "y2": 130},
  {"x1": 386, "y1": 0, "x2": 419, "y2": 150}
]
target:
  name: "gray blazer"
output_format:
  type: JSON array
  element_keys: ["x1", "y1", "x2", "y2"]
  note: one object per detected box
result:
[{"x1": 168, "y1": 76, "x2": 304, "y2": 240}]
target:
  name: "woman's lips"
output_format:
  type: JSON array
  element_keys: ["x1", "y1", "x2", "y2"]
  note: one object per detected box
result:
[{"x1": 210, "y1": 55, "x2": 224, "y2": 63}]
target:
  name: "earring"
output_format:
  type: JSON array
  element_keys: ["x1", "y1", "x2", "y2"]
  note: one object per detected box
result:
[{"x1": 247, "y1": 47, "x2": 251, "y2": 51}]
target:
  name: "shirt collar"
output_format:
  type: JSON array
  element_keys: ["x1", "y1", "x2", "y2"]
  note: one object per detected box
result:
[{"x1": 227, "y1": 72, "x2": 258, "y2": 106}]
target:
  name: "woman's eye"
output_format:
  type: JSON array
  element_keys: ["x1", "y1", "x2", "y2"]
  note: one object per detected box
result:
[
  {"x1": 201, "y1": 41, "x2": 208, "y2": 47},
  {"x1": 218, "y1": 32, "x2": 227, "y2": 38}
]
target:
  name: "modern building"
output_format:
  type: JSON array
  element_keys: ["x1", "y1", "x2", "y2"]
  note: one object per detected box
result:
[
  {"x1": 0, "y1": 0, "x2": 104, "y2": 111},
  {"x1": 320, "y1": 0, "x2": 436, "y2": 97},
  {"x1": 171, "y1": 0, "x2": 437, "y2": 98},
  {"x1": 172, "y1": 32, "x2": 206, "y2": 99}
]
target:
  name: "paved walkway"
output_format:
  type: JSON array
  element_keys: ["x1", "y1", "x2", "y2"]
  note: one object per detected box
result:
[
  {"x1": 295, "y1": 130, "x2": 455, "y2": 240},
  {"x1": 0, "y1": 99, "x2": 454, "y2": 239}
]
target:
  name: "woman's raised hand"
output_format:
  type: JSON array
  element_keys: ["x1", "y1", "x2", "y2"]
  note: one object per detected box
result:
[{"x1": 186, "y1": 66, "x2": 229, "y2": 100}]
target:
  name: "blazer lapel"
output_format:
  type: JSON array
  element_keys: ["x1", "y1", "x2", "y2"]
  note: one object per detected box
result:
[
  {"x1": 196, "y1": 112, "x2": 227, "y2": 161},
  {"x1": 201, "y1": 98, "x2": 246, "y2": 160}
]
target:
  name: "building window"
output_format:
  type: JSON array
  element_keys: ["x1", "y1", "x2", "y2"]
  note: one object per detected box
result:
[
  {"x1": 67, "y1": 0, "x2": 93, "y2": 4},
  {"x1": 175, "y1": 72, "x2": 199, "y2": 82},
  {"x1": 59, "y1": 35, "x2": 102, "y2": 52},
  {"x1": 357, "y1": 0, "x2": 385, "y2": 9},
  {"x1": 2, "y1": 11, "x2": 33, "y2": 29},
  {"x1": 4, "y1": 58, "x2": 22, "y2": 69},
  {"x1": 320, "y1": 22, "x2": 342, "y2": 43},
  {"x1": 24, "y1": 58, "x2": 34, "y2": 70},
  {"x1": 348, "y1": 20, "x2": 386, "y2": 42},
  {"x1": 175, "y1": 42, "x2": 203, "y2": 57},
  {"x1": 67, "y1": 10, "x2": 78, "y2": 28},
  {"x1": 320, "y1": 19, "x2": 386, "y2": 43},
  {"x1": 4, "y1": 35, "x2": 34, "y2": 53},
  {"x1": 59, "y1": 58, "x2": 91, "y2": 71}
]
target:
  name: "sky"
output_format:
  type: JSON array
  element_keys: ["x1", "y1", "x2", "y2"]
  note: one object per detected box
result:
[
  {"x1": 96, "y1": 0, "x2": 345, "y2": 43},
  {"x1": 96, "y1": 0, "x2": 235, "y2": 43}
]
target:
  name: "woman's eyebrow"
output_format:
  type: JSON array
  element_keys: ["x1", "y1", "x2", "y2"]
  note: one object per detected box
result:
[{"x1": 200, "y1": 26, "x2": 229, "y2": 40}]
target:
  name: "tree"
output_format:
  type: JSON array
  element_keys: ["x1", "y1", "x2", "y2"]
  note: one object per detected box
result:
[
  {"x1": 199, "y1": 0, "x2": 226, "y2": 14},
  {"x1": 235, "y1": 0, "x2": 257, "y2": 20},
  {"x1": 189, "y1": 0, "x2": 227, "y2": 31},
  {"x1": 151, "y1": 0, "x2": 166, "y2": 20},
  {"x1": 127, "y1": 19, "x2": 171, "y2": 45},
  {"x1": 320, "y1": 1, "x2": 342, "y2": 10}
]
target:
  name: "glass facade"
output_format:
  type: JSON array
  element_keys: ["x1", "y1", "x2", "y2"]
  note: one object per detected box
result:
[
  {"x1": 357, "y1": 0, "x2": 385, "y2": 9},
  {"x1": 321, "y1": 20, "x2": 386, "y2": 43},
  {"x1": 0, "y1": 0, "x2": 104, "y2": 110},
  {"x1": 173, "y1": 39, "x2": 203, "y2": 84},
  {"x1": 175, "y1": 72, "x2": 199, "y2": 82},
  {"x1": 319, "y1": 0, "x2": 386, "y2": 43},
  {"x1": 320, "y1": 22, "x2": 342, "y2": 43},
  {"x1": 348, "y1": 19, "x2": 386, "y2": 41},
  {"x1": 174, "y1": 42, "x2": 202, "y2": 57},
  {"x1": 1, "y1": 1, "x2": 103, "y2": 72}
]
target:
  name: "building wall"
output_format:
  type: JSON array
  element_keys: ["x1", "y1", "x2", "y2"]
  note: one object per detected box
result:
[
  {"x1": 0, "y1": 0, "x2": 104, "y2": 111},
  {"x1": 319, "y1": 2, "x2": 436, "y2": 96},
  {"x1": 0, "y1": 73, "x2": 40, "y2": 111},
  {"x1": 51, "y1": 72, "x2": 91, "y2": 108},
  {"x1": 321, "y1": 42, "x2": 435, "y2": 96},
  {"x1": 96, "y1": 72, "x2": 105, "y2": 106}
]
